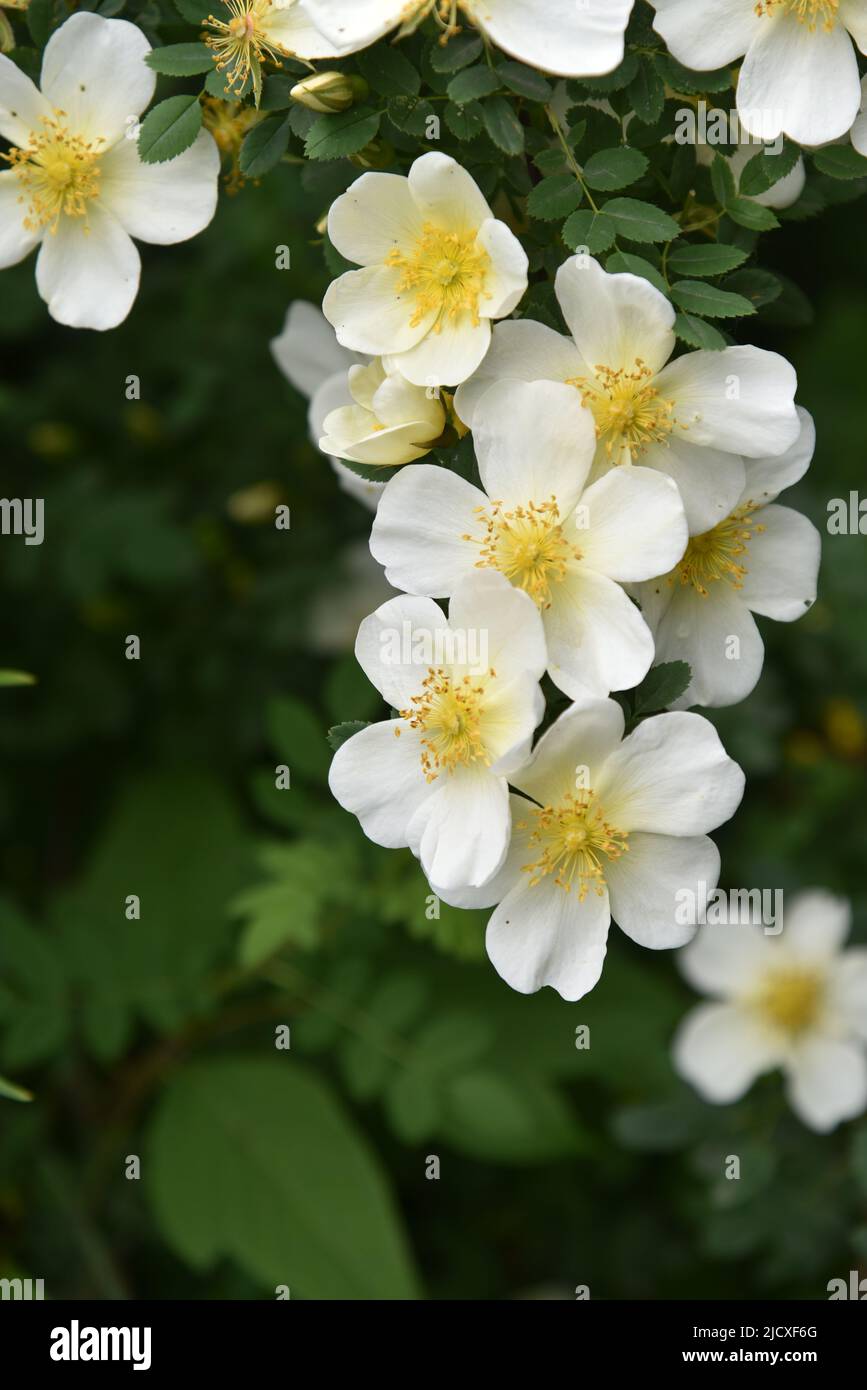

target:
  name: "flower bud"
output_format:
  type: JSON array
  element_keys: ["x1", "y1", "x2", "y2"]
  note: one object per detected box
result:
[{"x1": 290, "y1": 72, "x2": 368, "y2": 114}]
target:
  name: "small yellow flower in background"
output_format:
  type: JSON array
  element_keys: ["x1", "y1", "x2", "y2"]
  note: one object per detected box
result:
[
  {"x1": 202, "y1": 97, "x2": 263, "y2": 192},
  {"x1": 823, "y1": 697, "x2": 867, "y2": 760}
]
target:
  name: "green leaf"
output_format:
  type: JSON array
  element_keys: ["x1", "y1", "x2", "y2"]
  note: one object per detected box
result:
[
  {"x1": 259, "y1": 76, "x2": 295, "y2": 111},
  {"x1": 444, "y1": 99, "x2": 484, "y2": 141},
  {"x1": 327, "y1": 720, "x2": 370, "y2": 752},
  {"x1": 0, "y1": 898, "x2": 70, "y2": 1069},
  {"x1": 671, "y1": 279, "x2": 756, "y2": 318},
  {"x1": 429, "y1": 31, "x2": 483, "y2": 72},
  {"x1": 627, "y1": 57, "x2": 665, "y2": 125},
  {"x1": 233, "y1": 840, "x2": 355, "y2": 965},
  {"x1": 710, "y1": 152, "x2": 736, "y2": 207},
  {"x1": 266, "y1": 695, "x2": 331, "y2": 781},
  {"x1": 356, "y1": 43, "x2": 420, "y2": 97},
  {"x1": 0, "y1": 1073, "x2": 33, "y2": 1103},
  {"x1": 674, "y1": 311, "x2": 727, "y2": 350},
  {"x1": 386, "y1": 95, "x2": 435, "y2": 137},
  {"x1": 722, "y1": 268, "x2": 782, "y2": 309},
  {"x1": 667, "y1": 243, "x2": 749, "y2": 277},
  {"x1": 603, "y1": 197, "x2": 680, "y2": 243},
  {"x1": 496, "y1": 60, "x2": 552, "y2": 103},
  {"x1": 447, "y1": 65, "x2": 501, "y2": 104},
  {"x1": 205, "y1": 65, "x2": 251, "y2": 102},
  {"x1": 138, "y1": 95, "x2": 203, "y2": 166},
  {"x1": 238, "y1": 114, "x2": 291, "y2": 178},
  {"x1": 442, "y1": 1070, "x2": 587, "y2": 1163},
  {"x1": 482, "y1": 95, "x2": 524, "y2": 155},
  {"x1": 173, "y1": 0, "x2": 210, "y2": 21},
  {"x1": 654, "y1": 53, "x2": 733, "y2": 95},
  {"x1": 813, "y1": 145, "x2": 867, "y2": 180},
  {"x1": 27, "y1": 0, "x2": 62, "y2": 46},
  {"x1": 526, "y1": 173, "x2": 583, "y2": 221},
  {"x1": 146, "y1": 1057, "x2": 420, "y2": 1299},
  {"x1": 605, "y1": 251, "x2": 667, "y2": 295},
  {"x1": 851, "y1": 1126, "x2": 867, "y2": 1198},
  {"x1": 725, "y1": 196, "x2": 779, "y2": 231},
  {"x1": 631, "y1": 661, "x2": 693, "y2": 717},
  {"x1": 562, "y1": 207, "x2": 616, "y2": 254},
  {"x1": 145, "y1": 43, "x2": 214, "y2": 77},
  {"x1": 578, "y1": 52, "x2": 640, "y2": 94},
  {"x1": 304, "y1": 105, "x2": 381, "y2": 160},
  {"x1": 583, "y1": 145, "x2": 648, "y2": 192}
]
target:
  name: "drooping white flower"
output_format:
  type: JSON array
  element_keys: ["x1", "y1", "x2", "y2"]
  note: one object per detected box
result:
[
  {"x1": 329, "y1": 569, "x2": 547, "y2": 892},
  {"x1": 371, "y1": 378, "x2": 688, "y2": 699},
  {"x1": 323, "y1": 152, "x2": 528, "y2": 387},
  {"x1": 0, "y1": 13, "x2": 219, "y2": 330},
  {"x1": 850, "y1": 72, "x2": 867, "y2": 155},
  {"x1": 320, "y1": 358, "x2": 446, "y2": 466},
  {"x1": 634, "y1": 408, "x2": 820, "y2": 709},
  {"x1": 455, "y1": 255, "x2": 801, "y2": 535},
  {"x1": 270, "y1": 300, "x2": 384, "y2": 509},
  {"x1": 674, "y1": 889, "x2": 867, "y2": 1133},
  {"x1": 302, "y1": 0, "x2": 635, "y2": 77},
  {"x1": 650, "y1": 0, "x2": 867, "y2": 147},
  {"x1": 204, "y1": 0, "x2": 356, "y2": 100},
  {"x1": 431, "y1": 697, "x2": 745, "y2": 1002}
]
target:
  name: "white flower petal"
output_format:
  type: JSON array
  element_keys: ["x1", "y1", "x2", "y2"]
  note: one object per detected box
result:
[
  {"x1": 680, "y1": 920, "x2": 773, "y2": 998},
  {"x1": 320, "y1": 416, "x2": 434, "y2": 465},
  {"x1": 641, "y1": 438, "x2": 746, "y2": 536},
  {"x1": 0, "y1": 170, "x2": 41, "y2": 269},
  {"x1": 447, "y1": 567, "x2": 548, "y2": 688},
  {"x1": 650, "y1": 0, "x2": 762, "y2": 69},
  {"x1": 302, "y1": 0, "x2": 403, "y2": 49},
  {"x1": 0, "y1": 52, "x2": 51, "y2": 145},
  {"x1": 512, "y1": 696, "x2": 626, "y2": 809},
  {"x1": 309, "y1": 370, "x2": 354, "y2": 443},
  {"x1": 739, "y1": 406, "x2": 815, "y2": 508},
  {"x1": 785, "y1": 1035, "x2": 867, "y2": 1132},
  {"x1": 841, "y1": 0, "x2": 867, "y2": 53},
  {"x1": 41, "y1": 13, "x2": 155, "y2": 146},
  {"x1": 471, "y1": 378, "x2": 596, "y2": 513},
  {"x1": 606, "y1": 831, "x2": 720, "y2": 949},
  {"x1": 407, "y1": 764, "x2": 511, "y2": 891},
  {"x1": 779, "y1": 888, "x2": 851, "y2": 961},
  {"x1": 390, "y1": 310, "x2": 491, "y2": 388},
  {"x1": 35, "y1": 201, "x2": 140, "y2": 330},
  {"x1": 546, "y1": 568, "x2": 655, "y2": 699},
  {"x1": 262, "y1": 0, "x2": 358, "y2": 57},
  {"x1": 645, "y1": 580, "x2": 765, "y2": 709},
  {"x1": 577, "y1": 465, "x2": 688, "y2": 582},
  {"x1": 355, "y1": 592, "x2": 449, "y2": 706},
  {"x1": 478, "y1": 0, "x2": 633, "y2": 77},
  {"x1": 370, "y1": 462, "x2": 485, "y2": 596},
  {"x1": 327, "y1": 170, "x2": 424, "y2": 266},
  {"x1": 738, "y1": 11, "x2": 861, "y2": 146},
  {"x1": 829, "y1": 950, "x2": 867, "y2": 1043},
  {"x1": 271, "y1": 301, "x2": 362, "y2": 400},
  {"x1": 655, "y1": 345, "x2": 800, "y2": 459},
  {"x1": 486, "y1": 875, "x2": 611, "y2": 1001},
  {"x1": 407, "y1": 150, "x2": 493, "y2": 230},
  {"x1": 431, "y1": 793, "x2": 530, "y2": 910},
  {"x1": 673, "y1": 1001, "x2": 783, "y2": 1103},
  {"x1": 98, "y1": 129, "x2": 218, "y2": 244},
  {"x1": 598, "y1": 710, "x2": 745, "y2": 835},
  {"x1": 323, "y1": 263, "x2": 435, "y2": 356},
  {"x1": 454, "y1": 318, "x2": 583, "y2": 427},
  {"x1": 555, "y1": 254, "x2": 676, "y2": 375},
  {"x1": 328, "y1": 717, "x2": 429, "y2": 849},
  {"x1": 738, "y1": 504, "x2": 820, "y2": 622},
  {"x1": 476, "y1": 217, "x2": 528, "y2": 319}
]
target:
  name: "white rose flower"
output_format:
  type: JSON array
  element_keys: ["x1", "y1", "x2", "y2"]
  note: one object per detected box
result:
[
  {"x1": 634, "y1": 407, "x2": 820, "y2": 709},
  {"x1": 455, "y1": 255, "x2": 801, "y2": 535},
  {"x1": 270, "y1": 300, "x2": 385, "y2": 510},
  {"x1": 302, "y1": 0, "x2": 635, "y2": 77},
  {"x1": 0, "y1": 13, "x2": 219, "y2": 330},
  {"x1": 370, "y1": 378, "x2": 688, "y2": 699},
  {"x1": 205, "y1": 0, "x2": 357, "y2": 99},
  {"x1": 320, "y1": 358, "x2": 446, "y2": 466},
  {"x1": 322, "y1": 151, "x2": 529, "y2": 387},
  {"x1": 431, "y1": 696, "x2": 745, "y2": 1002},
  {"x1": 674, "y1": 889, "x2": 867, "y2": 1133},
  {"x1": 649, "y1": 0, "x2": 867, "y2": 147},
  {"x1": 329, "y1": 569, "x2": 547, "y2": 892}
]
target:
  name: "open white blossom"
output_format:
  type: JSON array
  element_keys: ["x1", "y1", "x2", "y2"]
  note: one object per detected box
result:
[
  {"x1": 270, "y1": 300, "x2": 384, "y2": 509},
  {"x1": 302, "y1": 0, "x2": 635, "y2": 77},
  {"x1": 371, "y1": 378, "x2": 688, "y2": 699},
  {"x1": 320, "y1": 358, "x2": 445, "y2": 466},
  {"x1": 432, "y1": 697, "x2": 745, "y2": 1002},
  {"x1": 634, "y1": 408, "x2": 820, "y2": 708},
  {"x1": 0, "y1": 13, "x2": 219, "y2": 330},
  {"x1": 674, "y1": 890, "x2": 867, "y2": 1133},
  {"x1": 650, "y1": 0, "x2": 867, "y2": 147},
  {"x1": 329, "y1": 569, "x2": 547, "y2": 892},
  {"x1": 323, "y1": 152, "x2": 528, "y2": 387},
  {"x1": 204, "y1": 0, "x2": 356, "y2": 99},
  {"x1": 455, "y1": 255, "x2": 801, "y2": 535}
]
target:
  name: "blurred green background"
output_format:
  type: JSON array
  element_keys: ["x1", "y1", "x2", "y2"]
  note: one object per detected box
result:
[{"x1": 1, "y1": 146, "x2": 866, "y2": 1302}]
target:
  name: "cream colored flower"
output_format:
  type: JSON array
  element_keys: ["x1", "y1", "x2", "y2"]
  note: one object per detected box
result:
[{"x1": 320, "y1": 359, "x2": 445, "y2": 466}]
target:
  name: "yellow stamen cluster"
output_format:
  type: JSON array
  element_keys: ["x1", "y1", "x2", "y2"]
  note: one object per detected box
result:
[
  {"x1": 3, "y1": 112, "x2": 103, "y2": 234},
  {"x1": 569, "y1": 360, "x2": 678, "y2": 463},
  {"x1": 754, "y1": 966, "x2": 824, "y2": 1035},
  {"x1": 387, "y1": 222, "x2": 491, "y2": 329},
  {"x1": 396, "y1": 1, "x2": 466, "y2": 42},
  {"x1": 205, "y1": 0, "x2": 288, "y2": 94},
  {"x1": 202, "y1": 97, "x2": 263, "y2": 193},
  {"x1": 400, "y1": 668, "x2": 491, "y2": 781},
  {"x1": 519, "y1": 791, "x2": 629, "y2": 900},
  {"x1": 675, "y1": 504, "x2": 765, "y2": 597},
  {"x1": 464, "y1": 497, "x2": 580, "y2": 609},
  {"x1": 756, "y1": 0, "x2": 838, "y2": 30}
]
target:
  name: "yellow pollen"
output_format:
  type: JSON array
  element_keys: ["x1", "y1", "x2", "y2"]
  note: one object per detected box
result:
[
  {"x1": 756, "y1": 0, "x2": 838, "y2": 30},
  {"x1": 463, "y1": 497, "x2": 580, "y2": 608},
  {"x1": 519, "y1": 791, "x2": 629, "y2": 900},
  {"x1": 568, "y1": 360, "x2": 680, "y2": 463},
  {"x1": 202, "y1": 97, "x2": 263, "y2": 193},
  {"x1": 3, "y1": 112, "x2": 103, "y2": 234},
  {"x1": 401, "y1": 667, "x2": 491, "y2": 781},
  {"x1": 386, "y1": 222, "x2": 491, "y2": 329},
  {"x1": 754, "y1": 966, "x2": 824, "y2": 1035},
  {"x1": 675, "y1": 504, "x2": 765, "y2": 597},
  {"x1": 205, "y1": 0, "x2": 288, "y2": 94}
]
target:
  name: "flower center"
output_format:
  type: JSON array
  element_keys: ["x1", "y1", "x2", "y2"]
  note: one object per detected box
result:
[
  {"x1": 675, "y1": 505, "x2": 765, "y2": 597},
  {"x1": 754, "y1": 966, "x2": 824, "y2": 1035},
  {"x1": 569, "y1": 360, "x2": 678, "y2": 464},
  {"x1": 756, "y1": 0, "x2": 838, "y2": 30},
  {"x1": 519, "y1": 792, "x2": 629, "y2": 900},
  {"x1": 400, "y1": 668, "x2": 491, "y2": 781},
  {"x1": 386, "y1": 222, "x2": 491, "y2": 329},
  {"x1": 3, "y1": 113, "x2": 102, "y2": 233},
  {"x1": 463, "y1": 498, "x2": 580, "y2": 608},
  {"x1": 205, "y1": 0, "x2": 288, "y2": 93}
]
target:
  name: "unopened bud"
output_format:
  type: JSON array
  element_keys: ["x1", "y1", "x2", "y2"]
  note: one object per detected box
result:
[{"x1": 290, "y1": 72, "x2": 368, "y2": 114}]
